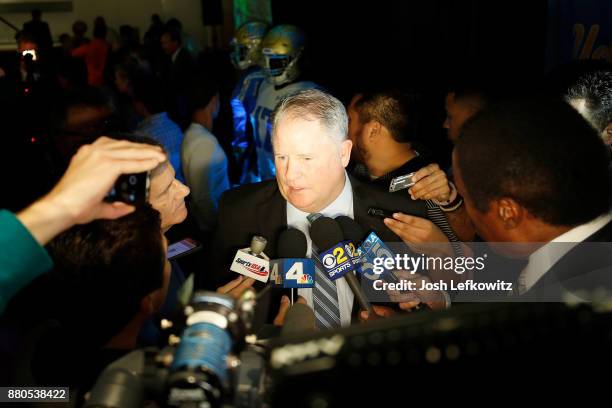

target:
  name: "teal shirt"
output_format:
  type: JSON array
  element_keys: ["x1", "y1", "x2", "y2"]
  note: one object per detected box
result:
[{"x1": 0, "y1": 210, "x2": 53, "y2": 313}]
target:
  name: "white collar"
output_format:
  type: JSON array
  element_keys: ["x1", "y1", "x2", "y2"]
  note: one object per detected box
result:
[
  {"x1": 171, "y1": 47, "x2": 182, "y2": 63},
  {"x1": 286, "y1": 173, "x2": 354, "y2": 254},
  {"x1": 519, "y1": 212, "x2": 612, "y2": 292}
]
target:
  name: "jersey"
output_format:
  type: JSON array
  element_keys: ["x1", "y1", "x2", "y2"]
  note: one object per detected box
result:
[{"x1": 230, "y1": 67, "x2": 267, "y2": 184}]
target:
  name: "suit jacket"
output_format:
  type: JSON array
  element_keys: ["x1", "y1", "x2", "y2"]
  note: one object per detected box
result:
[
  {"x1": 523, "y1": 219, "x2": 612, "y2": 301},
  {"x1": 199, "y1": 176, "x2": 428, "y2": 323}
]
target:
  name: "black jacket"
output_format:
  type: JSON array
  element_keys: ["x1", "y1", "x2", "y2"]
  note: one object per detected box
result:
[{"x1": 199, "y1": 176, "x2": 428, "y2": 324}]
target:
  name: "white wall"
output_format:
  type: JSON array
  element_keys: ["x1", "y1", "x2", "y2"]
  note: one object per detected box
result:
[{"x1": 0, "y1": 0, "x2": 229, "y2": 49}]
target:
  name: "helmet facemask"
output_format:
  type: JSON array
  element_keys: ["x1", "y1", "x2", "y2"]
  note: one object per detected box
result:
[{"x1": 263, "y1": 47, "x2": 303, "y2": 86}]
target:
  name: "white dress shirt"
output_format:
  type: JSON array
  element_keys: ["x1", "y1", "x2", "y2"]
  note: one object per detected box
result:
[
  {"x1": 286, "y1": 173, "x2": 355, "y2": 327},
  {"x1": 182, "y1": 123, "x2": 230, "y2": 232},
  {"x1": 518, "y1": 212, "x2": 612, "y2": 294}
]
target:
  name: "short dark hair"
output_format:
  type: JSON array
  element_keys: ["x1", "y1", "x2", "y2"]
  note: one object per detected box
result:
[
  {"x1": 162, "y1": 27, "x2": 182, "y2": 45},
  {"x1": 132, "y1": 75, "x2": 165, "y2": 114},
  {"x1": 187, "y1": 75, "x2": 219, "y2": 118},
  {"x1": 565, "y1": 69, "x2": 612, "y2": 133},
  {"x1": 456, "y1": 97, "x2": 612, "y2": 227},
  {"x1": 45, "y1": 204, "x2": 165, "y2": 346},
  {"x1": 352, "y1": 89, "x2": 422, "y2": 144},
  {"x1": 31, "y1": 9, "x2": 42, "y2": 18}
]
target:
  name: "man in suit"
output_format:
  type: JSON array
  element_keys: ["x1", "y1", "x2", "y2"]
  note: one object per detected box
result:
[
  {"x1": 454, "y1": 97, "x2": 612, "y2": 301},
  {"x1": 205, "y1": 89, "x2": 434, "y2": 327},
  {"x1": 160, "y1": 28, "x2": 195, "y2": 129}
]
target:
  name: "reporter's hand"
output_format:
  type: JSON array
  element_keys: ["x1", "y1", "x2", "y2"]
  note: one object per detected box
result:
[
  {"x1": 409, "y1": 163, "x2": 451, "y2": 202},
  {"x1": 216, "y1": 275, "x2": 256, "y2": 299},
  {"x1": 274, "y1": 295, "x2": 307, "y2": 326},
  {"x1": 383, "y1": 212, "x2": 453, "y2": 257},
  {"x1": 359, "y1": 305, "x2": 398, "y2": 321},
  {"x1": 386, "y1": 271, "x2": 448, "y2": 311},
  {"x1": 45, "y1": 136, "x2": 166, "y2": 223},
  {"x1": 17, "y1": 136, "x2": 166, "y2": 244}
]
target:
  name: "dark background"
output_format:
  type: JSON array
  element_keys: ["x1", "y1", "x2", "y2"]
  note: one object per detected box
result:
[{"x1": 271, "y1": 0, "x2": 549, "y2": 99}]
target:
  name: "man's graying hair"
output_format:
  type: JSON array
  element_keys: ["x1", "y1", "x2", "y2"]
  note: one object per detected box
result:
[{"x1": 271, "y1": 89, "x2": 348, "y2": 144}]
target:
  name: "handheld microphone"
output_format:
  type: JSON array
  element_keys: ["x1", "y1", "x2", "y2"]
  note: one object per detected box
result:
[
  {"x1": 355, "y1": 227, "x2": 432, "y2": 311},
  {"x1": 230, "y1": 235, "x2": 271, "y2": 282},
  {"x1": 270, "y1": 228, "x2": 315, "y2": 288},
  {"x1": 281, "y1": 303, "x2": 316, "y2": 336},
  {"x1": 334, "y1": 216, "x2": 375, "y2": 315},
  {"x1": 309, "y1": 216, "x2": 355, "y2": 280},
  {"x1": 310, "y1": 216, "x2": 374, "y2": 315}
]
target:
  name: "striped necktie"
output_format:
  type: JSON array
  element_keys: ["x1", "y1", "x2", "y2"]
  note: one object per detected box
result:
[{"x1": 312, "y1": 250, "x2": 342, "y2": 329}]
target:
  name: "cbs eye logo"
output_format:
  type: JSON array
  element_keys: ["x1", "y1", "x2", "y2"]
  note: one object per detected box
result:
[{"x1": 322, "y1": 253, "x2": 337, "y2": 268}]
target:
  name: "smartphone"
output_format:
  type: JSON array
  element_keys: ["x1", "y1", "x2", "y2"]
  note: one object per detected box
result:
[
  {"x1": 367, "y1": 207, "x2": 396, "y2": 220},
  {"x1": 168, "y1": 238, "x2": 202, "y2": 260},
  {"x1": 105, "y1": 172, "x2": 150, "y2": 205}
]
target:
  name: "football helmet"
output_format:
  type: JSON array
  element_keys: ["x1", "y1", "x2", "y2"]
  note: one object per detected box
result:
[
  {"x1": 230, "y1": 21, "x2": 269, "y2": 70},
  {"x1": 262, "y1": 25, "x2": 305, "y2": 86}
]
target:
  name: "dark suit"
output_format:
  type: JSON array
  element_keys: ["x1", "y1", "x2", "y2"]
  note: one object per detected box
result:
[
  {"x1": 200, "y1": 176, "x2": 428, "y2": 323},
  {"x1": 523, "y1": 219, "x2": 612, "y2": 301},
  {"x1": 161, "y1": 48, "x2": 196, "y2": 129}
]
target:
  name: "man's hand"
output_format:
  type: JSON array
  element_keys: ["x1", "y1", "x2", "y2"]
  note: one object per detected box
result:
[
  {"x1": 359, "y1": 305, "x2": 398, "y2": 321},
  {"x1": 409, "y1": 163, "x2": 451, "y2": 202},
  {"x1": 274, "y1": 295, "x2": 307, "y2": 326},
  {"x1": 216, "y1": 275, "x2": 256, "y2": 299},
  {"x1": 383, "y1": 212, "x2": 453, "y2": 257},
  {"x1": 17, "y1": 136, "x2": 166, "y2": 245},
  {"x1": 386, "y1": 271, "x2": 448, "y2": 311}
]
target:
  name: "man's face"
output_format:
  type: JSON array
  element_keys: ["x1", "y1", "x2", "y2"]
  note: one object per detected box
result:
[
  {"x1": 452, "y1": 150, "x2": 507, "y2": 242},
  {"x1": 347, "y1": 95, "x2": 368, "y2": 163},
  {"x1": 160, "y1": 33, "x2": 178, "y2": 55},
  {"x1": 274, "y1": 116, "x2": 352, "y2": 213},
  {"x1": 114, "y1": 70, "x2": 131, "y2": 95},
  {"x1": 444, "y1": 92, "x2": 479, "y2": 143},
  {"x1": 149, "y1": 162, "x2": 190, "y2": 231},
  {"x1": 603, "y1": 123, "x2": 612, "y2": 145}
]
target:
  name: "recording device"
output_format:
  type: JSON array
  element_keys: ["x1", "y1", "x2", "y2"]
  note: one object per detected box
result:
[
  {"x1": 105, "y1": 172, "x2": 150, "y2": 205},
  {"x1": 388, "y1": 172, "x2": 416, "y2": 192},
  {"x1": 336, "y1": 216, "x2": 430, "y2": 311},
  {"x1": 309, "y1": 216, "x2": 355, "y2": 280},
  {"x1": 86, "y1": 277, "x2": 612, "y2": 407},
  {"x1": 167, "y1": 238, "x2": 202, "y2": 261},
  {"x1": 230, "y1": 236, "x2": 271, "y2": 282},
  {"x1": 270, "y1": 228, "x2": 315, "y2": 288},
  {"x1": 85, "y1": 290, "x2": 262, "y2": 408},
  {"x1": 309, "y1": 216, "x2": 374, "y2": 316}
]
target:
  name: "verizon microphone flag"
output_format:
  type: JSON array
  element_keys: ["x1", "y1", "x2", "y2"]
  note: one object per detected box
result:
[{"x1": 230, "y1": 250, "x2": 271, "y2": 282}]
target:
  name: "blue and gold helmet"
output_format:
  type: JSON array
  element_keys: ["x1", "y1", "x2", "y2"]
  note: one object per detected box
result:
[
  {"x1": 231, "y1": 21, "x2": 269, "y2": 70},
  {"x1": 262, "y1": 25, "x2": 305, "y2": 86}
]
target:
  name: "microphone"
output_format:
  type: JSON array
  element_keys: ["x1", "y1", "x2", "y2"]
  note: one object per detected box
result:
[
  {"x1": 281, "y1": 303, "x2": 316, "y2": 336},
  {"x1": 230, "y1": 235, "x2": 271, "y2": 282},
  {"x1": 334, "y1": 216, "x2": 375, "y2": 315},
  {"x1": 270, "y1": 228, "x2": 315, "y2": 288},
  {"x1": 309, "y1": 216, "x2": 374, "y2": 315},
  {"x1": 349, "y1": 223, "x2": 432, "y2": 311}
]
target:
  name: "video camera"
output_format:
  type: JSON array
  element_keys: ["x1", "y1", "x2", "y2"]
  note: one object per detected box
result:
[{"x1": 84, "y1": 290, "x2": 266, "y2": 408}]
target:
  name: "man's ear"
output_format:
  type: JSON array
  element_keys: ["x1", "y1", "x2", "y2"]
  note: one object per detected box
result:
[
  {"x1": 494, "y1": 197, "x2": 523, "y2": 229},
  {"x1": 140, "y1": 293, "x2": 155, "y2": 316},
  {"x1": 340, "y1": 139, "x2": 353, "y2": 168},
  {"x1": 364, "y1": 121, "x2": 381, "y2": 144}
]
